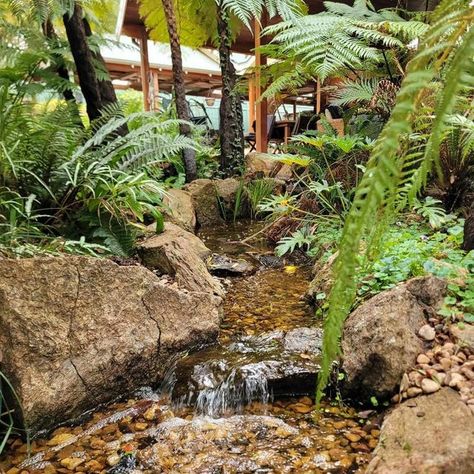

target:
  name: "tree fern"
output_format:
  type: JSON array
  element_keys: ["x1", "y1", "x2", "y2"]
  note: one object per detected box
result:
[
  {"x1": 265, "y1": 0, "x2": 429, "y2": 83},
  {"x1": 330, "y1": 78, "x2": 379, "y2": 107},
  {"x1": 316, "y1": 0, "x2": 474, "y2": 405}
]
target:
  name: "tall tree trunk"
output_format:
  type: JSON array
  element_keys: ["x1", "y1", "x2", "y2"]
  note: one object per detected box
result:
[
  {"x1": 160, "y1": 0, "x2": 197, "y2": 183},
  {"x1": 42, "y1": 18, "x2": 76, "y2": 104},
  {"x1": 217, "y1": 5, "x2": 244, "y2": 176},
  {"x1": 82, "y1": 17, "x2": 119, "y2": 107},
  {"x1": 63, "y1": 3, "x2": 103, "y2": 122},
  {"x1": 63, "y1": 2, "x2": 123, "y2": 128}
]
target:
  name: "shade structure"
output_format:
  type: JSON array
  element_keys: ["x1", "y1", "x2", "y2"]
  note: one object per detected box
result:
[
  {"x1": 102, "y1": 36, "x2": 225, "y2": 108},
  {"x1": 114, "y1": 0, "x2": 439, "y2": 145}
]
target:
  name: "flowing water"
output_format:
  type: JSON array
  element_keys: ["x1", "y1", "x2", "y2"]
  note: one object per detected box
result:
[{"x1": 0, "y1": 221, "x2": 380, "y2": 474}]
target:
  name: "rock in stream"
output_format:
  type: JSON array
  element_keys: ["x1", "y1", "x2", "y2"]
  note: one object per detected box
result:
[{"x1": 165, "y1": 327, "x2": 323, "y2": 416}]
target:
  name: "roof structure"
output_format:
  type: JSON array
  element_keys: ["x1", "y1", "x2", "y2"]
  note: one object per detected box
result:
[
  {"x1": 102, "y1": 36, "x2": 227, "y2": 97},
  {"x1": 115, "y1": 0, "x2": 432, "y2": 53},
  {"x1": 112, "y1": 0, "x2": 439, "y2": 151}
]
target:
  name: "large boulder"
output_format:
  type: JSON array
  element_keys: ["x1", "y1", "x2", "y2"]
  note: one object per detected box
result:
[
  {"x1": 306, "y1": 252, "x2": 338, "y2": 305},
  {"x1": 0, "y1": 256, "x2": 221, "y2": 433},
  {"x1": 245, "y1": 153, "x2": 292, "y2": 180},
  {"x1": 162, "y1": 188, "x2": 196, "y2": 233},
  {"x1": 367, "y1": 388, "x2": 474, "y2": 473},
  {"x1": 183, "y1": 179, "x2": 223, "y2": 227},
  {"x1": 215, "y1": 177, "x2": 249, "y2": 219},
  {"x1": 138, "y1": 223, "x2": 224, "y2": 298},
  {"x1": 342, "y1": 276, "x2": 447, "y2": 400}
]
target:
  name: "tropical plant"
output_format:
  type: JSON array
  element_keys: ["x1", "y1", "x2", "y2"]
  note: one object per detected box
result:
[
  {"x1": 140, "y1": 0, "x2": 306, "y2": 175},
  {"x1": 0, "y1": 82, "x2": 196, "y2": 255},
  {"x1": 4, "y1": 0, "x2": 123, "y2": 123},
  {"x1": 316, "y1": 0, "x2": 474, "y2": 405},
  {"x1": 261, "y1": 0, "x2": 430, "y2": 115},
  {"x1": 245, "y1": 178, "x2": 276, "y2": 217}
]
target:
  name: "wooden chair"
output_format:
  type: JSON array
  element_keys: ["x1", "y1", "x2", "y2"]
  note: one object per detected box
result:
[{"x1": 245, "y1": 115, "x2": 276, "y2": 152}]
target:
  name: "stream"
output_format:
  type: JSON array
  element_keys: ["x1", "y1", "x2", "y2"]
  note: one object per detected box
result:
[{"x1": 1, "y1": 222, "x2": 380, "y2": 473}]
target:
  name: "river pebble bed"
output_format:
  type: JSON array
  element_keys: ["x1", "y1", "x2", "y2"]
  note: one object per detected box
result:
[{"x1": 0, "y1": 222, "x2": 382, "y2": 473}]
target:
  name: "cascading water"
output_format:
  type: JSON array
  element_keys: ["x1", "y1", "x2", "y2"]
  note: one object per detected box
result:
[{"x1": 0, "y1": 221, "x2": 381, "y2": 474}]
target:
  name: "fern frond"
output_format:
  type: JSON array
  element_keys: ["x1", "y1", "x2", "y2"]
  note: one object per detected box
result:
[{"x1": 316, "y1": 0, "x2": 474, "y2": 406}]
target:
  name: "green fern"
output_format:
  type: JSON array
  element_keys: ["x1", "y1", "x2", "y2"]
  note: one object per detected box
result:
[
  {"x1": 316, "y1": 0, "x2": 474, "y2": 405},
  {"x1": 265, "y1": 1, "x2": 426, "y2": 82}
]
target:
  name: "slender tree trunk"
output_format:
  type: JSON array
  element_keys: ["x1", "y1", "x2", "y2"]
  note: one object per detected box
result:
[
  {"x1": 82, "y1": 17, "x2": 119, "y2": 107},
  {"x1": 161, "y1": 0, "x2": 197, "y2": 182},
  {"x1": 42, "y1": 18, "x2": 76, "y2": 104},
  {"x1": 63, "y1": 2, "x2": 124, "y2": 129},
  {"x1": 63, "y1": 3, "x2": 103, "y2": 122},
  {"x1": 217, "y1": 4, "x2": 244, "y2": 176}
]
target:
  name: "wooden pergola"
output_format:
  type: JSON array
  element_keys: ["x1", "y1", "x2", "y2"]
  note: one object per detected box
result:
[
  {"x1": 115, "y1": 0, "x2": 435, "y2": 152},
  {"x1": 102, "y1": 39, "x2": 223, "y2": 110}
]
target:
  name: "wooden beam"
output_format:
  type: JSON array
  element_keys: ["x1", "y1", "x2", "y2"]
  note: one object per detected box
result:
[
  {"x1": 152, "y1": 71, "x2": 160, "y2": 111},
  {"x1": 316, "y1": 79, "x2": 321, "y2": 114},
  {"x1": 248, "y1": 77, "x2": 256, "y2": 133},
  {"x1": 254, "y1": 19, "x2": 268, "y2": 153},
  {"x1": 139, "y1": 32, "x2": 151, "y2": 111}
]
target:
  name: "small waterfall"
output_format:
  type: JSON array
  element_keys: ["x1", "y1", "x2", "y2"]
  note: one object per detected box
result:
[
  {"x1": 194, "y1": 365, "x2": 272, "y2": 417},
  {"x1": 159, "y1": 327, "x2": 322, "y2": 418}
]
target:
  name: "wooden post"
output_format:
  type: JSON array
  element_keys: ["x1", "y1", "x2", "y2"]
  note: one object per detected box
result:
[
  {"x1": 139, "y1": 31, "x2": 151, "y2": 111},
  {"x1": 152, "y1": 71, "x2": 160, "y2": 111},
  {"x1": 248, "y1": 77, "x2": 256, "y2": 133},
  {"x1": 255, "y1": 19, "x2": 268, "y2": 153},
  {"x1": 316, "y1": 79, "x2": 321, "y2": 114}
]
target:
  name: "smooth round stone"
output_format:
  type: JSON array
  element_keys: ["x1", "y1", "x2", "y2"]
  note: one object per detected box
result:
[
  {"x1": 419, "y1": 325, "x2": 436, "y2": 341},
  {"x1": 421, "y1": 378, "x2": 440, "y2": 394}
]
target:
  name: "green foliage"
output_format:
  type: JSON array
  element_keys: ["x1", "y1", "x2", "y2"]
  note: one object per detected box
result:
[
  {"x1": 439, "y1": 279, "x2": 474, "y2": 324},
  {"x1": 289, "y1": 132, "x2": 372, "y2": 190},
  {"x1": 413, "y1": 197, "x2": 450, "y2": 229},
  {"x1": 261, "y1": 0, "x2": 428, "y2": 103},
  {"x1": 356, "y1": 219, "x2": 466, "y2": 301},
  {"x1": 1, "y1": 369, "x2": 28, "y2": 455},
  {"x1": 245, "y1": 178, "x2": 276, "y2": 218},
  {"x1": 275, "y1": 226, "x2": 315, "y2": 256},
  {"x1": 275, "y1": 220, "x2": 341, "y2": 258},
  {"x1": 316, "y1": 0, "x2": 474, "y2": 405},
  {"x1": 0, "y1": 87, "x2": 198, "y2": 256},
  {"x1": 140, "y1": 0, "x2": 305, "y2": 49}
]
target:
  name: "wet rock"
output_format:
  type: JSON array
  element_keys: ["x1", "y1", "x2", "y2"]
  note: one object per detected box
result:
[
  {"x1": 367, "y1": 388, "x2": 474, "y2": 473},
  {"x1": 139, "y1": 415, "x2": 300, "y2": 472},
  {"x1": 0, "y1": 256, "x2": 221, "y2": 433},
  {"x1": 254, "y1": 254, "x2": 284, "y2": 269},
  {"x1": 169, "y1": 327, "x2": 323, "y2": 415},
  {"x1": 206, "y1": 253, "x2": 255, "y2": 276},
  {"x1": 215, "y1": 178, "x2": 249, "y2": 219},
  {"x1": 184, "y1": 179, "x2": 223, "y2": 227},
  {"x1": 138, "y1": 222, "x2": 224, "y2": 297},
  {"x1": 60, "y1": 457, "x2": 84, "y2": 470},
  {"x1": 306, "y1": 252, "x2": 338, "y2": 305},
  {"x1": 342, "y1": 276, "x2": 447, "y2": 400},
  {"x1": 162, "y1": 188, "x2": 196, "y2": 232},
  {"x1": 106, "y1": 453, "x2": 120, "y2": 467}
]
